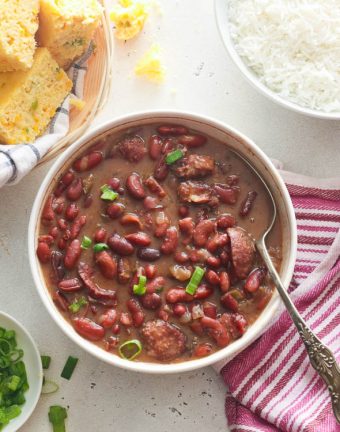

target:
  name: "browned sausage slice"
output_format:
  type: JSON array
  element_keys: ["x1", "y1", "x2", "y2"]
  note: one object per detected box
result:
[
  {"x1": 118, "y1": 135, "x2": 146, "y2": 162},
  {"x1": 175, "y1": 154, "x2": 214, "y2": 179},
  {"x1": 140, "y1": 319, "x2": 186, "y2": 361},
  {"x1": 227, "y1": 227, "x2": 255, "y2": 279}
]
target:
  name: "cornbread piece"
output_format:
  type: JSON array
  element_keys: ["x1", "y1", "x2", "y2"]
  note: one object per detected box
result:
[
  {"x1": 0, "y1": 0, "x2": 39, "y2": 72},
  {"x1": 110, "y1": 0, "x2": 148, "y2": 40},
  {"x1": 38, "y1": 0, "x2": 102, "y2": 69},
  {"x1": 0, "y1": 48, "x2": 72, "y2": 145},
  {"x1": 135, "y1": 44, "x2": 165, "y2": 83}
]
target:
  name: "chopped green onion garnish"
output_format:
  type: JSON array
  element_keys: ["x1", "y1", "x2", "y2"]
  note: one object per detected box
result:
[
  {"x1": 166, "y1": 149, "x2": 184, "y2": 164},
  {"x1": 48, "y1": 405, "x2": 67, "y2": 432},
  {"x1": 41, "y1": 379, "x2": 59, "y2": 395},
  {"x1": 68, "y1": 297, "x2": 88, "y2": 314},
  {"x1": 81, "y1": 235, "x2": 92, "y2": 250},
  {"x1": 100, "y1": 184, "x2": 118, "y2": 201},
  {"x1": 133, "y1": 275, "x2": 147, "y2": 295},
  {"x1": 61, "y1": 356, "x2": 78, "y2": 380},
  {"x1": 93, "y1": 243, "x2": 109, "y2": 253},
  {"x1": 41, "y1": 355, "x2": 51, "y2": 370},
  {"x1": 118, "y1": 339, "x2": 142, "y2": 361},
  {"x1": 185, "y1": 266, "x2": 205, "y2": 295}
]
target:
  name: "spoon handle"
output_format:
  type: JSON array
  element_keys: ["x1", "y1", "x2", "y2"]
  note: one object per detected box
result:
[{"x1": 256, "y1": 239, "x2": 340, "y2": 423}]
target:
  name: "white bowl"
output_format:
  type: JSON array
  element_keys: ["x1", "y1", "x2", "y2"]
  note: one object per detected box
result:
[
  {"x1": 215, "y1": 0, "x2": 340, "y2": 120},
  {"x1": 28, "y1": 110, "x2": 297, "y2": 374},
  {"x1": 0, "y1": 312, "x2": 42, "y2": 431}
]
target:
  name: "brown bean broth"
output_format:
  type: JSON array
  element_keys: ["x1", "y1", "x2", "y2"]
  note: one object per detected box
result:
[{"x1": 38, "y1": 124, "x2": 282, "y2": 363}]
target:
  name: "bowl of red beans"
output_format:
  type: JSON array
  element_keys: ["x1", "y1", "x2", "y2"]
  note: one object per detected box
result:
[{"x1": 28, "y1": 111, "x2": 297, "y2": 373}]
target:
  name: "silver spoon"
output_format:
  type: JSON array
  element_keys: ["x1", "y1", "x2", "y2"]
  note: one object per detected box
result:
[{"x1": 233, "y1": 150, "x2": 340, "y2": 423}]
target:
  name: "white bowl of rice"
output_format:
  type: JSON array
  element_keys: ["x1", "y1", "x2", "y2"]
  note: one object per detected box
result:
[{"x1": 215, "y1": 0, "x2": 340, "y2": 120}]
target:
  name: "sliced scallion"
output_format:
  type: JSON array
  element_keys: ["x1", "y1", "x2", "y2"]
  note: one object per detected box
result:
[
  {"x1": 133, "y1": 275, "x2": 147, "y2": 295},
  {"x1": 118, "y1": 339, "x2": 142, "y2": 361},
  {"x1": 61, "y1": 356, "x2": 78, "y2": 380},
  {"x1": 41, "y1": 355, "x2": 51, "y2": 370},
  {"x1": 93, "y1": 243, "x2": 109, "y2": 253},
  {"x1": 68, "y1": 297, "x2": 88, "y2": 314},
  {"x1": 48, "y1": 405, "x2": 67, "y2": 432},
  {"x1": 81, "y1": 235, "x2": 92, "y2": 250},
  {"x1": 165, "y1": 149, "x2": 184, "y2": 165},
  {"x1": 100, "y1": 184, "x2": 118, "y2": 201},
  {"x1": 185, "y1": 266, "x2": 205, "y2": 295},
  {"x1": 41, "y1": 379, "x2": 59, "y2": 395}
]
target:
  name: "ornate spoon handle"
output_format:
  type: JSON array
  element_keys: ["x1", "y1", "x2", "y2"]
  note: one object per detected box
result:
[{"x1": 257, "y1": 239, "x2": 340, "y2": 423}]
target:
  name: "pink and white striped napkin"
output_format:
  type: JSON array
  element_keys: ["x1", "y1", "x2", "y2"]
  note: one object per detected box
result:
[{"x1": 218, "y1": 169, "x2": 340, "y2": 432}]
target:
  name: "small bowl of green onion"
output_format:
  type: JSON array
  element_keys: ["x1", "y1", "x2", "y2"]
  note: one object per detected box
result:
[{"x1": 0, "y1": 312, "x2": 42, "y2": 431}]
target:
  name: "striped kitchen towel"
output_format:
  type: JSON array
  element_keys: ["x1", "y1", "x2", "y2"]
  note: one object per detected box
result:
[
  {"x1": 218, "y1": 170, "x2": 340, "y2": 432},
  {"x1": 0, "y1": 44, "x2": 94, "y2": 188}
]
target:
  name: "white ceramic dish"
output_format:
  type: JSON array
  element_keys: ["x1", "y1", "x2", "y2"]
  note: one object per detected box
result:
[
  {"x1": 0, "y1": 312, "x2": 42, "y2": 431},
  {"x1": 215, "y1": 0, "x2": 340, "y2": 120},
  {"x1": 28, "y1": 110, "x2": 297, "y2": 374}
]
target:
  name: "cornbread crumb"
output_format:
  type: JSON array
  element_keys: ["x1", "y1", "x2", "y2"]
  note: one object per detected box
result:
[
  {"x1": 0, "y1": 48, "x2": 72, "y2": 144},
  {"x1": 0, "y1": 0, "x2": 39, "y2": 72},
  {"x1": 110, "y1": 0, "x2": 148, "y2": 40},
  {"x1": 38, "y1": 0, "x2": 102, "y2": 69},
  {"x1": 135, "y1": 44, "x2": 165, "y2": 83},
  {"x1": 70, "y1": 97, "x2": 86, "y2": 110}
]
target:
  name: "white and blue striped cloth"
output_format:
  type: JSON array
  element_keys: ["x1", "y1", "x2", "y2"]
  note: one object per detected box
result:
[{"x1": 0, "y1": 45, "x2": 94, "y2": 188}]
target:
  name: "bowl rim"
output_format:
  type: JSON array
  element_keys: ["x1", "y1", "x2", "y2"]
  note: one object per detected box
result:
[
  {"x1": 0, "y1": 311, "x2": 42, "y2": 430},
  {"x1": 214, "y1": 0, "x2": 340, "y2": 121},
  {"x1": 28, "y1": 109, "x2": 297, "y2": 374}
]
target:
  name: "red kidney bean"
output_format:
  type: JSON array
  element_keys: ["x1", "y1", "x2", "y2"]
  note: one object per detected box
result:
[
  {"x1": 206, "y1": 233, "x2": 229, "y2": 253},
  {"x1": 117, "y1": 258, "x2": 131, "y2": 284},
  {"x1": 193, "y1": 219, "x2": 215, "y2": 247},
  {"x1": 203, "y1": 302, "x2": 217, "y2": 319},
  {"x1": 174, "y1": 250, "x2": 190, "y2": 264},
  {"x1": 49, "y1": 226, "x2": 59, "y2": 238},
  {"x1": 126, "y1": 173, "x2": 146, "y2": 199},
  {"x1": 70, "y1": 215, "x2": 87, "y2": 240},
  {"x1": 178, "y1": 134, "x2": 207, "y2": 147},
  {"x1": 145, "y1": 176, "x2": 166, "y2": 198},
  {"x1": 205, "y1": 269, "x2": 220, "y2": 285},
  {"x1": 221, "y1": 292, "x2": 238, "y2": 312},
  {"x1": 140, "y1": 293, "x2": 162, "y2": 310},
  {"x1": 38, "y1": 235, "x2": 54, "y2": 245},
  {"x1": 64, "y1": 239, "x2": 81, "y2": 269},
  {"x1": 149, "y1": 135, "x2": 163, "y2": 160},
  {"x1": 244, "y1": 267, "x2": 266, "y2": 293},
  {"x1": 227, "y1": 175, "x2": 240, "y2": 186},
  {"x1": 158, "y1": 309, "x2": 169, "y2": 321},
  {"x1": 232, "y1": 313, "x2": 248, "y2": 335},
  {"x1": 53, "y1": 290, "x2": 69, "y2": 311},
  {"x1": 57, "y1": 218, "x2": 67, "y2": 231},
  {"x1": 65, "y1": 203, "x2": 79, "y2": 221},
  {"x1": 143, "y1": 196, "x2": 163, "y2": 210},
  {"x1": 120, "y1": 213, "x2": 143, "y2": 229},
  {"x1": 219, "y1": 271, "x2": 230, "y2": 293},
  {"x1": 52, "y1": 197, "x2": 65, "y2": 214},
  {"x1": 73, "y1": 317, "x2": 105, "y2": 341},
  {"x1": 166, "y1": 287, "x2": 193, "y2": 303},
  {"x1": 106, "y1": 202, "x2": 125, "y2": 219},
  {"x1": 206, "y1": 256, "x2": 221, "y2": 268},
  {"x1": 190, "y1": 320, "x2": 204, "y2": 336},
  {"x1": 154, "y1": 155, "x2": 169, "y2": 181},
  {"x1": 108, "y1": 234, "x2": 134, "y2": 256},
  {"x1": 37, "y1": 242, "x2": 51, "y2": 263},
  {"x1": 94, "y1": 227, "x2": 107, "y2": 243},
  {"x1": 179, "y1": 217, "x2": 195, "y2": 245},
  {"x1": 62, "y1": 229, "x2": 71, "y2": 241},
  {"x1": 54, "y1": 172, "x2": 75, "y2": 197},
  {"x1": 42, "y1": 196, "x2": 55, "y2": 224},
  {"x1": 194, "y1": 343, "x2": 213, "y2": 357},
  {"x1": 58, "y1": 277, "x2": 83, "y2": 292},
  {"x1": 137, "y1": 247, "x2": 161, "y2": 262},
  {"x1": 58, "y1": 238, "x2": 67, "y2": 250},
  {"x1": 83, "y1": 194, "x2": 93, "y2": 209},
  {"x1": 157, "y1": 124, "x2": 188, "y2": 135},
  {"x1": 146, "y1": 276, "x2": 165, "y2": 293},
  {"x1": 214, "y1": 184, "x2": 239, "y2": 204},
  {"x1": 160, "y1": 226, "x2": 178, "y2": 255},
  {"x1": 112, "y1": 324, "x2": 120, "y2": 334},
  {"x1": 216, "y1": 214, "x2": 236, "y2": 229},
  {"x1": 125, "y1": 232, "x2": 151, "y2": 247},
  {"x1": 96, "y1": 251, "x2": 117, "y2": 279},
  {"x1": 154, "y1": 212, "x2": 170, "y2": 238},
  {"x1": 120, "y1": 312, "x2": 132, "y2": 327},
  {"x1": 127, "y1": 299, "x2": 145, "y2": 327},
  {"x1": 108, "y1": 177, "x2": 121, "y2": 191},
  {"x1": 145, "y1": 264, "x2": 157, "y2": 279},
  {"x1": 66, "y1": 178, "x2": 83, "y2": 201},
  {"x1": 200, "y1": 316, "x2": 229, "y2": 347},
  {"x1": 98, "y1": 309, "x2": 117, "y2": 329},
  {"x1": 194, "y1": 284, "x2": 213, "y2": 300},
  {"x1": 239, "y1": 191, "x2": 258, "y2": 217},
  {"x1": 51, "y1": 251, "x2": 65, "y2": 282},
  {"x1": 178, "y1": 205, "x2": 189, "y2": 217},
  {"x1": 161, "y1": 138, "x2": 175, "y2": 154},
  {"x1": 73, "y1": 151, "x2": 103, "y2": 172},
  {"x1": 173, "y1": 303, "x2": 187, "y2": 317}
]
